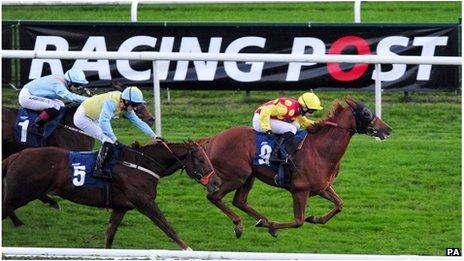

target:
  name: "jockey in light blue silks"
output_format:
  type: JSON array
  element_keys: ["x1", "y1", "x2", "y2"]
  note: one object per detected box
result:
[{"x1": 18, "y1": 68, "x2": 89, "y2": 136}]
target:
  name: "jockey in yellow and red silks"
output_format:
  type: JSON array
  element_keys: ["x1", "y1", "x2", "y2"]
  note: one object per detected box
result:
[{"x1": 252, "y1": 92, "x2": 323, "y2": 162}]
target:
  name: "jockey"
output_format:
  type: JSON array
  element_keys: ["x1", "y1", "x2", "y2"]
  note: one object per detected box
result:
[
  {"x1": 18, "y1": 68, "x2": 89, "y2": 136},
  {"x1": 73, "y1": 86, "x2": 160, "y2": 178},
  {"x1": 252, "y1": 91, "x2": 323, "y2": 165}
]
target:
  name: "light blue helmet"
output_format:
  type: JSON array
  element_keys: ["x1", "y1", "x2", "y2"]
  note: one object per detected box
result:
[
  {"x1": 64, "y1": 68, "x2": 89, "y2": 85},
  {"x1": 122, "y1": 86, "x2": 146, "y2": 103}
]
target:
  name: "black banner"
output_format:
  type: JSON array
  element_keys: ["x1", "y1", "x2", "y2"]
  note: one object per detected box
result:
[
  {"x1": 2, "y1": 21, "x2": 15, "y2": 87},
  {"x1": 11, "y1": 21, "x2": 461, "y2": 90}
]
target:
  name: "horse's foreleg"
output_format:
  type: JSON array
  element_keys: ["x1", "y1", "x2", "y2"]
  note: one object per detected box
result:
[
  {"x1": 207, "y1": 181, "x2": 244, "y2": 238},
  {"x1": 232, "y1": 176, "x2": 271, "y2": 225},
  {"x1": 135, "y1": 199, "x2": 190, "y2": 250},
  {"x1": 233, "y1": 176, "x2": 278, "y2": 237},
  {"x1": 305, "y1": 186, "x2": 343, "y2": 224},
  {"x1": 258, "y1": 190, "x2": 309, "y2": 230},
  {"x1": 105, "y1": 209, "x2": 126, "y2": 248},
  {"x1": 8, "y1": 213, "x2": 24, "y2": 227}
]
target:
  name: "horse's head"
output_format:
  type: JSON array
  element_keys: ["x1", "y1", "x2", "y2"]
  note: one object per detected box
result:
[
  {"x1": 179, "y1": 141, "x2": 216, "y2": 186},
  {"x1": 133, "y1": 104, "x2": 155, "y2": 127},
  {"x1": 345, "y1": 96, "x2": 392, "y2": 140}
]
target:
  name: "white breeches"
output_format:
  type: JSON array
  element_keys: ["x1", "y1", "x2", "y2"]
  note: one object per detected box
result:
[
  {"x1": 18, "y1": 88, "x2": 64, "y2": 111},
  {"x1": 252, "y1": 113, "x2": 300, "y2": 134},
  {"x1": 73, "y1": 105, "x2": 114, "y2": 144}
]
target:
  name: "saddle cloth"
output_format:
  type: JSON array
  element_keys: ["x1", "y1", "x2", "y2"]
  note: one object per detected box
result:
[
  {"x1": 68, "y1": 151, "x2": 107, "y2": 189},
  {"x1": 252, "y1": 130, "x2": 307, "y2": 173},
  {"x1": 14, "y1": 107, "x2": 67, "y2": 147}
]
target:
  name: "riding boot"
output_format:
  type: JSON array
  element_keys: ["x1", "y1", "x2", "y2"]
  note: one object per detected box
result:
[
  {"x1": 273, "y1": 132, "x2": 295, "y2": 187},
  {"x1": 28, "y1": 108, "x2": 60, "y2": 137},
  {"x1": 93, "y1": 142, "x2": 112, "y2": 179},
  {"x1": 270, "y1": 131, "x2": 295, "y2": 163}
]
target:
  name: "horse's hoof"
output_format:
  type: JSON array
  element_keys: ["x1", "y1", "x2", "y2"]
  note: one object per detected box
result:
[
  {"x1": 183, "y1": 247, "x2": 193, "y2": 251},
  {"x1": 13, "y1": 221, "x2": 24, "y2": 227},
  {"x1": 255, "y1": 219, "x2": 264, "y2": 227},
  {"x1": 234, "y1": 226, "x2": 243, "y2": 239},
  {"x1": 49, "y1": 202, "x2": 61, "y2": 210},
  {"x1": 268, "y1": 228, "x2": 278, "y2": 238},
  {"x1": 305, "y1": 216, "x2": 318, "y2": 223}
]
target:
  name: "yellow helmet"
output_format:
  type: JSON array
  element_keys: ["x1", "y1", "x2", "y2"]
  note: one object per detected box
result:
[{"x1": 298, "y1": 92, "x2": 323, "y2": 110}]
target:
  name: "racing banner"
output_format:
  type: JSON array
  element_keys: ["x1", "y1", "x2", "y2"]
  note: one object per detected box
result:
[
  {"x1": 14, "y1": 21, "x2": 460, "y2": 90},
  {"x1": 2, "y1": 21, "x2": 15, "y2": 86}
]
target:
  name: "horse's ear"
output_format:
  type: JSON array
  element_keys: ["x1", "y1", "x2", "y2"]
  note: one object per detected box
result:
[{"x1": 345, "y1": 95, "x2": 357, "y2": 109}]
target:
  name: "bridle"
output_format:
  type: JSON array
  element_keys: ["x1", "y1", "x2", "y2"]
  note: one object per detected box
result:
[
  {"x1": 160, "y1": 141, "x2": 214, "y2": 185},
  {"x1": 324, "y1": 102, "x2": 376, "y2": 135}
]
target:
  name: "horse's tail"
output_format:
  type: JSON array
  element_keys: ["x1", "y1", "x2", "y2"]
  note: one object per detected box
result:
[{"x1": 2, "y1": 152, "x2": 21, "y2": 178}]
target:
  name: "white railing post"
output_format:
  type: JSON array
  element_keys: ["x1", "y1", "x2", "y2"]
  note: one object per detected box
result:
[
  {"x1": 354, "y1": 0, "x2": 361, "y2": 23},
  {"x1": 131, "y1": 0, "x2": 139, "y2": 22},
  {"x1": 374, "y1": 63, "x2": 382, "y2": 119},
  {"x1": 152, "y1": 60, "x2": 162, "y2": 136}
]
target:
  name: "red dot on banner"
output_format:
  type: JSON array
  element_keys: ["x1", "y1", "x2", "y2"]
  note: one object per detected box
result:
[{"x1": 327, "y1": 36, "x2": 371, "y2": 81}]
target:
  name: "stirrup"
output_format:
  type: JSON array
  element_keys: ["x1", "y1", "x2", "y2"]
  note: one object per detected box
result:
[{"x1": 28, "y1": 123, "x2": 43, "y2": 137}]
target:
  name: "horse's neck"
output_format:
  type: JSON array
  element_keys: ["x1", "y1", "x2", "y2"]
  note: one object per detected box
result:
[
  {"x1": 305, "y1": 110, "x2": 354, "y2": 165},
  {"x1": 128, "y1": 144, "x2": 186, "y2": 177}
]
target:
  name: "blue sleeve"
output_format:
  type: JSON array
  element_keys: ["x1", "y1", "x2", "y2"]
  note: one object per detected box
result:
[
  {"x1": 54, "y1": 84, "x2": 87, "y2": 103},
  {"x1": 124, "y1": 110, "x2": 157, "y2": 139},
  {"x1": 98, "y1": 100, "x2": 117, "y2": 142}
]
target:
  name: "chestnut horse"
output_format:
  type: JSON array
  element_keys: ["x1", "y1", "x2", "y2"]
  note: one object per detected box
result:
[
  {"x1": 2, "y1": 141, "x2": 214, "y2": 250},
  {"x1": 198, "y1": 96, "x2": 392, "y2": 238}
]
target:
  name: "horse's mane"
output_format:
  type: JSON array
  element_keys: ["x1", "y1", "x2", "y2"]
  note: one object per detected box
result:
[
  {"x1": 306, "y1": 100, "x2": 345, "y2": 133},
  {"x1": 130, "y1": 139, "x2": 193, "y2": 149}
]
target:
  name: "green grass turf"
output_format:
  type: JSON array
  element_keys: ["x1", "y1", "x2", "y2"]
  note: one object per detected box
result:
[{"x1": 1, "y1": 1, "x2": 462, "y2": 256}]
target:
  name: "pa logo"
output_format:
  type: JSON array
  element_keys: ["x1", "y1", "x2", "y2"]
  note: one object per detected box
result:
[{"x1": 446, "y1": 248, "x2": 461, "y2": 256}]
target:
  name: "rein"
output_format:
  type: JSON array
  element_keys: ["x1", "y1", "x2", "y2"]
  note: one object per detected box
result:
[
  {"x1": 323, "y1": 121, "x2": 356, "y2": 134},
  {"x1": 121, "y1": 145, "x2": 168, "y2": 179},
  {"x1": 160, "y1": 141, "x2": 214, "y2": 185}
]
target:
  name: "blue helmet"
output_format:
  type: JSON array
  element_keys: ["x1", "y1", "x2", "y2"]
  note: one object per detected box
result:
[
  {"x1": 64, "y1": 68, "x2": 89, "y2": 85},
  {"x1": 122, "y1": 86, "x2": 146, "y2": 103}
]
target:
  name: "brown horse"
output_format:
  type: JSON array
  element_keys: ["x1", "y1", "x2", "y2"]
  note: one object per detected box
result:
[
  {"x1": 2, "y1": 104, "x2": 155, "y2": 226},
  {"x1": 2, "y1": 140, "x2": 215, "y2": 250},
  {"x1": 198, "y1": 96, "x2": 392, "y2": 238}
]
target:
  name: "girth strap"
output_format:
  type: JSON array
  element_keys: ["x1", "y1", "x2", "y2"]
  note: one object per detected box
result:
[{"x1": 120, "y1": 161, "x2": 160, "y2": 180}]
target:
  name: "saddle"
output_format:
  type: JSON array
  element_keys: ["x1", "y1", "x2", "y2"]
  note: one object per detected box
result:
[
  {"x1": 68, "y1": 145, "x2": 123, "y2": 208},
  {"x1": 252, "y1": 131, "x2": 307, "y2": 186}
]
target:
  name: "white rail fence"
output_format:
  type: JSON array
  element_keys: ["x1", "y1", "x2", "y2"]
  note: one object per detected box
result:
[
  {"x1": 2, "y1": 50, "x2": 461, "y2": 136},
  {"x1": 3, "y1": 0, "x2": 461, "y2": 23},
  {"x1": 2, "y1": 247, "x2": 459, "y2": 260}
]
